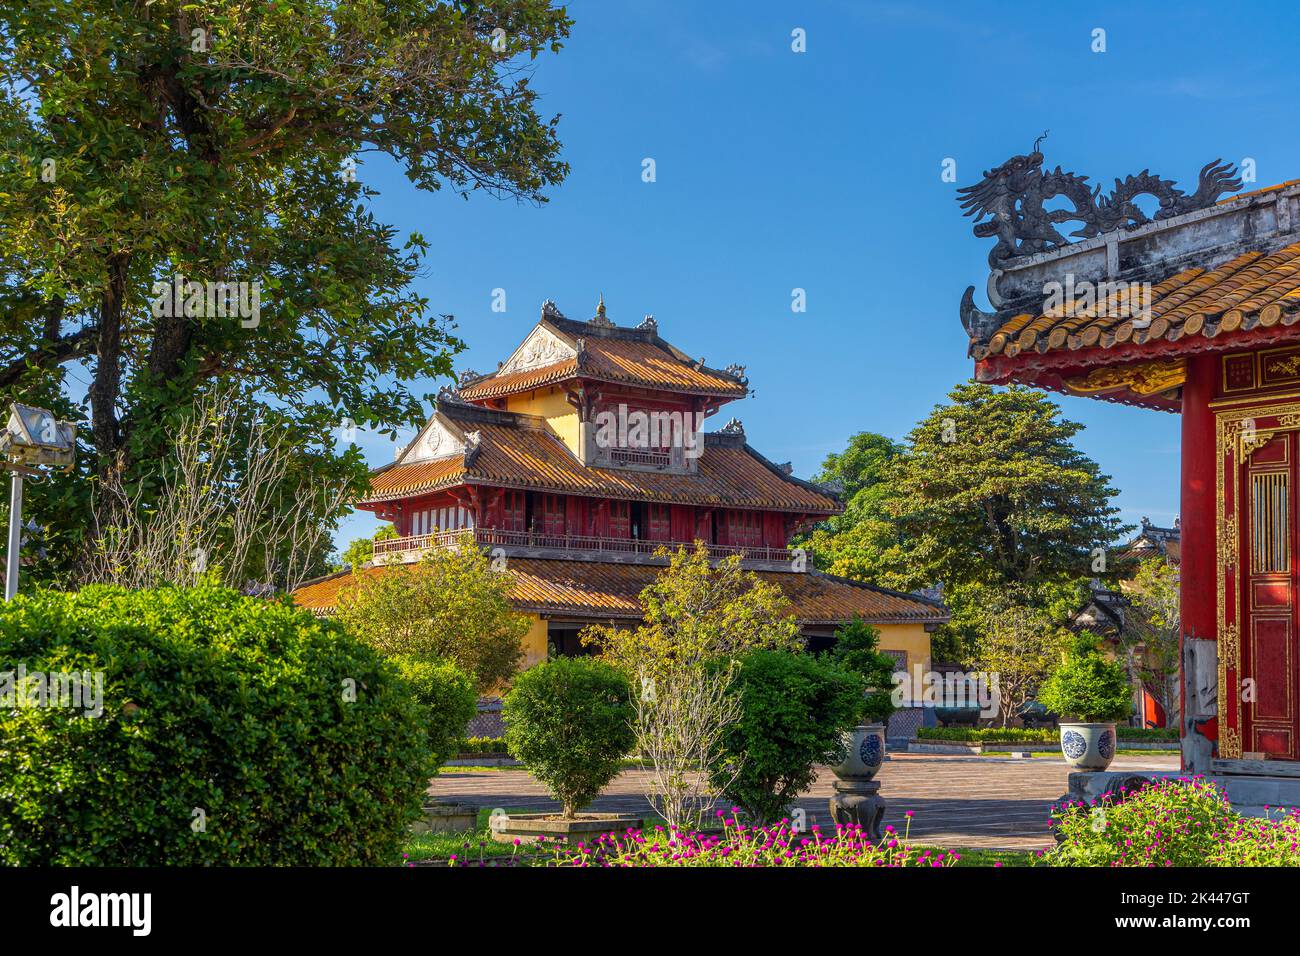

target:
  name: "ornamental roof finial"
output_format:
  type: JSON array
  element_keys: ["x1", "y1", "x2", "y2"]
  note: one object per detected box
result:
[{"x1": 589, "y1": 292, "x2": 614, "y2": 327}]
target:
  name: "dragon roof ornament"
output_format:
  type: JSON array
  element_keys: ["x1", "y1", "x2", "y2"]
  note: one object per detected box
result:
[{"x1": 957, "y1": 141, "x2": 1242, "y2": 268}]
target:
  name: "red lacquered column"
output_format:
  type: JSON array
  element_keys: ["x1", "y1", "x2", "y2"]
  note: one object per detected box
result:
[{"x1": 1180, "y1": 352, "x2": 1218, "y2": 759}]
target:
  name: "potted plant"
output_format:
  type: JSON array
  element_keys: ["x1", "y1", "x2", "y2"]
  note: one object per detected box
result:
[
  {"x1": 821, "y1": 616, "x2": 898, "y2": 782},
  {"x1": 1037, "y1": 631, "x2": 1133, "y2": 772}
]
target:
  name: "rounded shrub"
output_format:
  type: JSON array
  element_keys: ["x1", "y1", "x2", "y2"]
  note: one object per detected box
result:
[
  {"x1": 503, "y1": 657, "x2": 635, "y2": 817},
  {"x1": 390, "y1": 655, "x2": 478, "y2": 768},
  {"x1": 711, "y1": 650, "x2": 865, "y2": 825},
  {"x1": 1038, "y1": 632, "x2": 1132, "y2": 723},
  {"x1": 0, "y1": 585, "x2": 430, "y2": 865}
]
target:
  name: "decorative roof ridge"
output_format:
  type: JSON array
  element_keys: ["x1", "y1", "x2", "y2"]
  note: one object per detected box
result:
[
  {"x1": 435, "y1": 400, "x2": 547, "y2": 429},
  {"x1": 964, "y1": 227, "x2": 1300, "y2": 340},
  {"x1": 729, "y1": 437, "x2": 843, "y2": 507},
  {"x1": 958, "y1": 144, "x2": 1244, "y2": 271},
  {"x1": 807, "y1": 570, "x2": 949, "y2": 615}
]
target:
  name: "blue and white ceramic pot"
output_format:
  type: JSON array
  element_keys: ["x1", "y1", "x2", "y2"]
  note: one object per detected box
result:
[
  {"x1": 1058, "y1": 722, "x2": 1117, "y2": 771},
  {"x1": 830, "y1": 724, "x2": 887, "y2": 782}
]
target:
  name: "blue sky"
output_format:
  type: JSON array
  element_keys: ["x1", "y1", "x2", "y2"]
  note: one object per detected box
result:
[{"x1": 333, "y1": 0, "x2": 1300, "y2": 550}]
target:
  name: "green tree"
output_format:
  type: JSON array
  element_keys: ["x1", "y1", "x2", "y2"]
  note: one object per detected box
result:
[
  {"x1": 886, "y1": 383, "x2": 1126, "y2": 591},
  {"x1": 503, "y1": 657, "x2": 636, "y2": 819},
  {"x1": 711, "y1": 650, "x2": 864, "y2": 825},
  {"x1": 1121, "y1": 558, "x2": 1180, "y2": 728},
  {"x1": 821, "y1": 615, "x2": 897, "y2": 724},
  {"x1": 336, "y1": 542, "x2": 529, "y2": 693},
  {"x1": 583, "y1": 544, "x2": 803, "y2": 829},
  {"x1": 339, "y1": 524, "x2": 399, "y2": 572},
  {"x1": 970, "y1": 594, "x2": 1067, "y2": 726},
  {"x1": 583, "y1": 544, "x2": 802, "y2": 679},
  {"x1": 0, "y1": 0, "x2": 571, "y2": 581}
]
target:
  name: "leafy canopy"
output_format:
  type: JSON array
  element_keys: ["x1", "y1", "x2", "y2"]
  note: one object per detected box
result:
[
  {"x1": 582, "y1": 544, "x2": 803, "y2": 681},
  {"x1": 0, "y1": 0, "x2": 571, "y2": 581},
  {"x1": 336, "y1": 542, "x2": 529, "y2": 693}
]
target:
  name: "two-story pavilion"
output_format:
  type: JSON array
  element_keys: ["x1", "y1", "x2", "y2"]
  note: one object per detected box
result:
[{"x1": 294, "y1": 298, "x2": 947, "y2": 724}]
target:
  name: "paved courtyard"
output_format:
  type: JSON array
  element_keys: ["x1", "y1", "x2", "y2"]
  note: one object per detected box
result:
[{"x1": 428, "y1": 752, "x2": 1181, "y2": 850}]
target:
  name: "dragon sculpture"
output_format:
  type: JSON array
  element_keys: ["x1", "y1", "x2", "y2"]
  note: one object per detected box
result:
[{"x1": 957, "y1": 134, "x2": 1242, "y2": 267}]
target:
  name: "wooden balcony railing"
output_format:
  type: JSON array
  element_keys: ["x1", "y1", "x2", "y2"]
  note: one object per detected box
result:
[{"x1": 371, "y1": 527, "x2": 798, "y2": 564}]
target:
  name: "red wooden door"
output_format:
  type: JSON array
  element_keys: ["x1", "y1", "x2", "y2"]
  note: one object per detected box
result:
[{"x1": 1240, "y1": 430, "x2": 1299, "y2": 759}]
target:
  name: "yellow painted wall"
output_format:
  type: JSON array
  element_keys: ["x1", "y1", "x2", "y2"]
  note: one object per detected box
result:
[
  {"x1": 874, "y1": 622, "x2": 933, "y2": 706},
  {"x1": 505, "y1": 387, "x2": 581, "y2": 457},
  {"x1": 520, "y1": 614, "x2": 550, "y2": 669}
]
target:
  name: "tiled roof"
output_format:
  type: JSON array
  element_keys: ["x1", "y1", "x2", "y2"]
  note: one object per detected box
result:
[
  {"x1": 975, "y1": 241, "x2": 1300, "y2": 362},
  {"x1": 458, "y1": 316, "x2": 748, "y2": 400},
  {"x1": 292, "y1": 559, "x2": 948, "y2": 626},
  {"x1": 364, "y1": 411, "x2": 839, "y2": 514}
]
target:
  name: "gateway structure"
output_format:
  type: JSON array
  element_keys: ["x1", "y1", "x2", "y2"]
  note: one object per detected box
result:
[
  {"x1": 957, "y1": 146, "x2": 1300, "y2": 804},
  {"x1": 295, "y1": 298, "x2": 947, "y2": 733}
]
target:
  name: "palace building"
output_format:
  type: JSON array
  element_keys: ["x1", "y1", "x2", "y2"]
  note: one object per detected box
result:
[
  {"x1": 294, "y1": 298, "x2": 947, "y2": 733},
  {"x1": 956, "y1": 147, "x2": 1300, "y2": 804}
]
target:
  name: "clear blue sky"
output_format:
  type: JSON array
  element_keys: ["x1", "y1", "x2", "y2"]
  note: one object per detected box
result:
[{"x1": 333, "y1": 0, "x2": 1300, "y2": 550}]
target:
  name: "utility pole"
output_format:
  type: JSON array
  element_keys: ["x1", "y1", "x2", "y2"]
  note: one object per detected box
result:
[{"x1": 5, "y1": 472, "x2": 21, "y2": 601}]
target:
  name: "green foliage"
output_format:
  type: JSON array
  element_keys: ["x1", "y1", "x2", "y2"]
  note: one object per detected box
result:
[
  {"x1": 969, "y1": 592, "x2": 1069, "y2": 726},
  {"x1": 337, "y1": 542, "x2": 528, "y2": 693},
  {"x1": 1047, "y1": 778, "x2": 1237, "y2": 867},
  {"x1": 583, "y1": 544, "x2": 802, "y2": 680},
  {"x1": 0, "y1": 585, "x2": 429, "y2": 865},
  {"x1": 822, "y1": 615, "x2": 896, "y2": 723},
  {"x1": 339, "y1": 524, "x2": 399, "y2": 572},
  {"x1": 0, "y1": 0, "x2": 572, "y2": 580},
  {"x1": 916, "y1": 726, "x2": 1177, "y2": 742},
  {"x1": 711, "y1": 650, "x2": 865, "y2": 825},
  {"x1": 1121, "y1": 558, "x2": 1181, "y2": 727},
  {"x1": 885, "y1": 383, "x2": 1127, "y2": 589},
  {"x1": 502, "y1": 657, "x2": 636, "y2": 818},
  {"x1": 1037, "y1": 632, "x2": 1133, "y2": 723},
  {"x1": 390, "y1": 655, "x2": 477, "y2": 768},
  {"x1": 461, "y1": 736, "x2": 510, "y2": 755}
]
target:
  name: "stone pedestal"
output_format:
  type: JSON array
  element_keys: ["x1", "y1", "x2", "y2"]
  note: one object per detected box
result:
[{"x1": 828, "y1": 779, "x2": 886, "y2": 841}]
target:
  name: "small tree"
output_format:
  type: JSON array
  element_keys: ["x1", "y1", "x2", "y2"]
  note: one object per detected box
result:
[
  {"x1": 583, "y1": 544, "x2": 803, "y2": 679},
  {"x1": 339, "y1": 525, "x2": 400, "y2": 572},
  {"x1": 583, "y1": 544, "x2": 802, "y2": 828},
  {"x1": 1038, "y1": 632, "x2": 1133, "y2": 724},
  {"x1": 1121, "y1": 558, "x2": 1180, "y2": 728},
  {"x1": 822, "y1": 615, "x2": 897, "y2": 725},
  {"x1": 971, "y1": 597, "x2": 1064, "y2": 726},
  {"x1": 711, "y1": 650, "x2": 864, "y2": 825},
  {"x1": 503, "y1": 658, "x2": 636, "y2": 819},
  {"x1": 390, "y1": 656, "x2": 478, "y2": 770},
  {"x1": 336, "y1": 541, "x2": 528, "y2": 693}
]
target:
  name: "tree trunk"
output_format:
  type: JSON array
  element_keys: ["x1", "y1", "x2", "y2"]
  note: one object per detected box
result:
[{"x1": 90, "y1": 253, "x2": 130, "y2": 479}]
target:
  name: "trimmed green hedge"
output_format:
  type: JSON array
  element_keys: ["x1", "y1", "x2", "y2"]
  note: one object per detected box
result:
[
  {"x1": 461, "y1": 736, "x2": 509, "y2": 755},
  {"x1": 916, "y1": 726, "x2": 1177, "y2": 742},
  {"x1": 0, "y1": 585, "x2": 430, "y2": 865}
]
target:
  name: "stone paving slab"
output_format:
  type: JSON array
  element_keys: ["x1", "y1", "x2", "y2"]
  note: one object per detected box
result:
[{"x1": 427, "y1": 753, "x2": 1181, "y2": 850}]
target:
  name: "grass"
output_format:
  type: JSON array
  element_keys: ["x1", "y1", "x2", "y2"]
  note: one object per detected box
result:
[
  {"x1": 400, "y1": 806, "x2": 538, "y2": 864},
  {"x1": 944, "y1": 847, "x2": 1036, "y2": 867}
]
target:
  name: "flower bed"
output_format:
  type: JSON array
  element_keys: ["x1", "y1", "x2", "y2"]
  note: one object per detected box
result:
[
  {"x1": 545, "y1": 810, "x2": 956, "y2": 867},
  {"x1": 1044, "y1": 775, "x2": 1300, "y2": 867}
]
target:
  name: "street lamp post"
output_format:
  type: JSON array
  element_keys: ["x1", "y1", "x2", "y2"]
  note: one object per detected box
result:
[{"x1": 0, "y1": 403, "x2": 76, "y2": 601}]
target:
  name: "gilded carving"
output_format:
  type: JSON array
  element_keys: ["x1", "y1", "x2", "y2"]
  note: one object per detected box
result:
[
  {"x1": 1217, "y1": 514, "x2": 1238, "y2": 570},
  {"x1": 1063, "y1": 358, "x2": 1186, "y2": 397}
]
